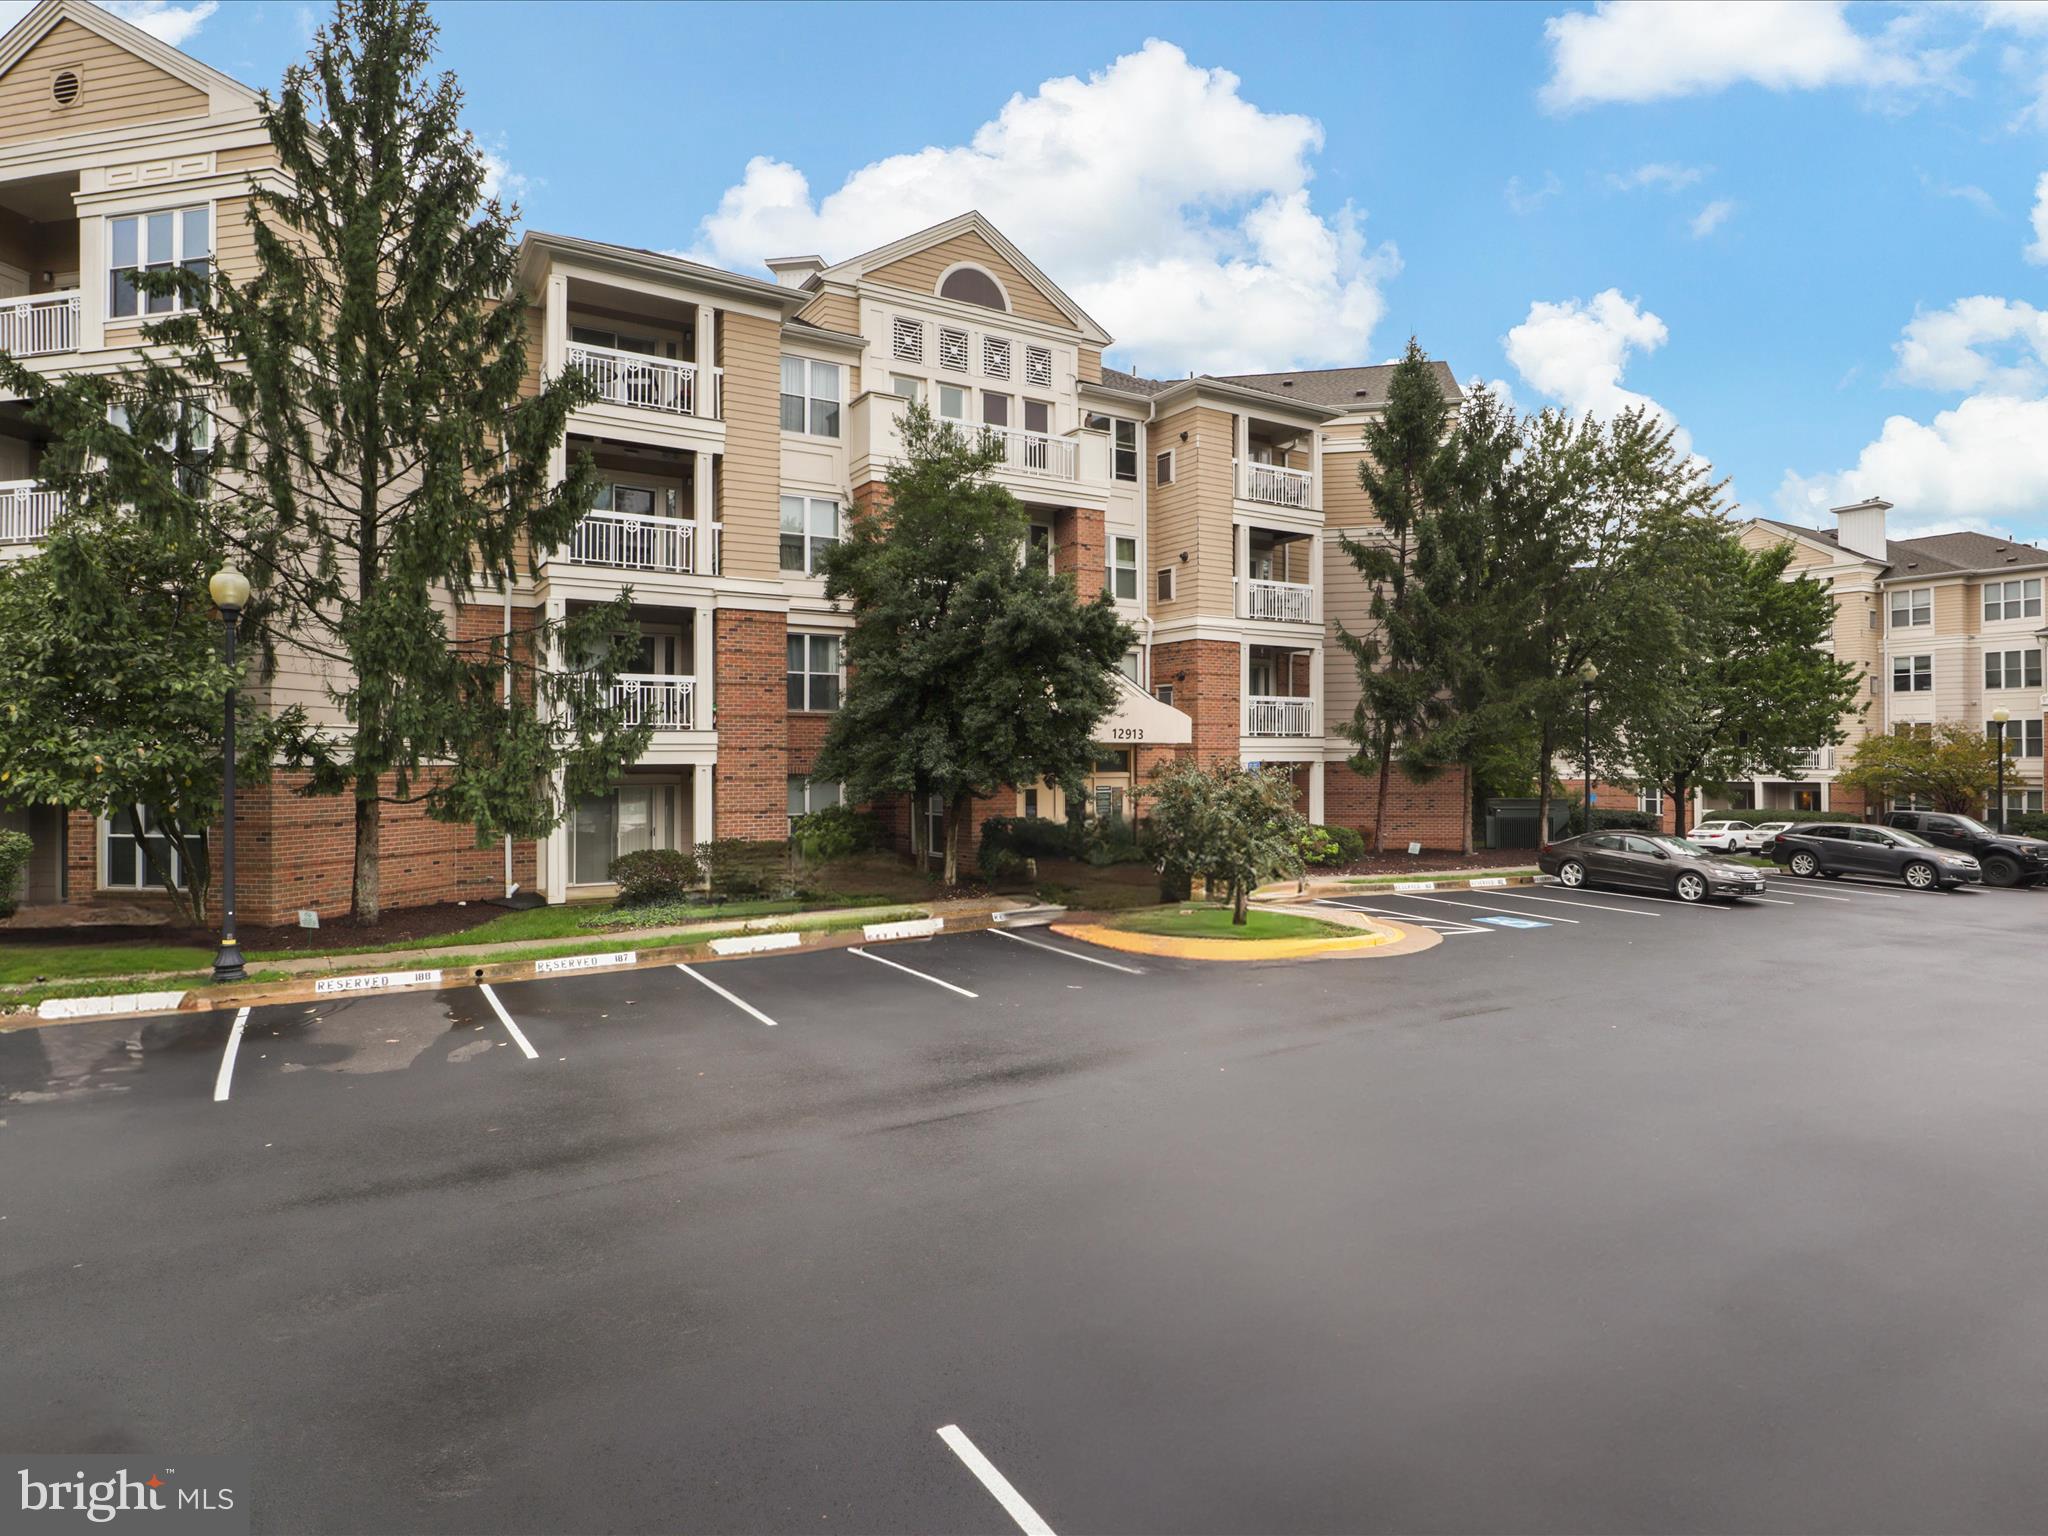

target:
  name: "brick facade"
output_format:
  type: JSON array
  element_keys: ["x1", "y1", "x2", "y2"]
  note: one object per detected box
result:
[
  {"x1": 1322, "y1": 759, "x2": 1470, "y2": 850},
  {"x1": 1053, "y1": 505, "x2": 1105, "y2": 601},
  {"x1": 713, "y1": 607, "x2": 789, "y2": 839},
  {"x1": 1150, "y1": 637, "x2": 1239, "y2": 765}
]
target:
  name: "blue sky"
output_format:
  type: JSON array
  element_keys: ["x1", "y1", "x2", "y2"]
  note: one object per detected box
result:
[{"x1": 58, "y1": 0, "x2": 2048, "y2": 542}]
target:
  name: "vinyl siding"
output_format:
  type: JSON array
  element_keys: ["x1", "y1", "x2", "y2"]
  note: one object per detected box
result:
[
  {"x1": 865, "y1": 230, "x2": 1069, "y2": 331},
  {"x1": 1077, "y1": 346, "x2": 1101, "y2": 384},
  {"x1": 0, "y1": 19, "x2": 208, "y2": 146},
  {"x1": 717, "y1": 309, "x2": 780, "y2": 582},
  {"x1": 793, "y1": 291, "x2": 859, "y2": 394},
  {"x1": 1320, "y1": 443, "x2": 1382, "y2": 732},
  {"x1": 215, "y1": 143, "x2": 278, "y2": 173},
  {"x1": 1144, "y1": 403, "x2": 1233, "y2": 622}
]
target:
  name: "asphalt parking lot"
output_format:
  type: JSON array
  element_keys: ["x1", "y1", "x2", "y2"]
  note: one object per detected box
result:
[{"x1": 4, "y1": 876, "x2": 2048, "y2": 1534}]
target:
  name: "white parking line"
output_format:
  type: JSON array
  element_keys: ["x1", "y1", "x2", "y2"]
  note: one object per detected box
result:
[
  {"x1": 479, "y1": 983, "x2": 539, "y2": 1059},
  {"x1": 675, "y1": 963, "x2": 780, "y2": 1027},
  {"x1": 1530, "y1": 882, "x2": 1729, "y2": 912},
  {"x1": 1487, "y1": 888, "x2": 1660, "y2": 917},
  {"x1": 1761, "y1": 884, "x2": 1855, "y2": 902},
  {"x1": 1381, "y1": 891, "x2": 1583, "y2": 923},
  {"x1": 937, "y1": 1425, "x2": 1056, "y2": 1536},
  {"x1": 1770, "y1": 876, "x2": 1900, "y2": 899},
  {"x1": 849, "y1": 945, "x2": 978, "y2": 998},
  {"x1": 1317, "y1": 899, "x2": 1490, "y2": 935},
  {"x1": 212, "y1": 1007, "x2": 250, "y2": 1102},
  {"x1": 989, "y1": 926, "x2": 1146, "y2": 973}
]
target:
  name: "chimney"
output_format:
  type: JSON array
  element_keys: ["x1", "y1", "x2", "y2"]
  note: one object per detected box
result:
[
  {"x1": 764, "y1": 255, "x2": 826, "y2": 289},
  {"x1": 1832, "y1": 498, "x2": 1891, "y2": 563}
]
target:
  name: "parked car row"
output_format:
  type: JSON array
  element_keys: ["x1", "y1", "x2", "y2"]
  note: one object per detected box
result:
[
  {"x1": 1767, "y1": 823, "x2": 1984, "y2": 890},
  {"x1": 1537, "y1": 833, "x2": 1770, "y2": 903}
]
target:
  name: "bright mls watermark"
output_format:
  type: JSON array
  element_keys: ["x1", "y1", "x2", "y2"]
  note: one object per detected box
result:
[{"x1": 7, "y1": 1457, "x2": 249, "y2": 1533}]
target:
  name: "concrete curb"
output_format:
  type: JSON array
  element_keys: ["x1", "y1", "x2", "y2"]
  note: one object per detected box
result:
[
  {"x1": 6, "y1": 903, "x2": 1048, "y2": 1031},
  {"x1": 1255, "y1": 872, "x2": 1544, "y2": 903},
  {"x1": 1048, "y1": 901, "x2": 1420, "y2": 963}
]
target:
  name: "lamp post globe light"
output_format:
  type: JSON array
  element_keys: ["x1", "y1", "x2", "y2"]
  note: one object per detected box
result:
[
  {"x1": 208, "y1": 565, "x2": 251, "y2": 984},
  {"x1": 1992, "y1": 705, "x2": 2011, "y2": 833},
  {"x1": 1578, "y1": 659, "x2": 1599, "y2": 833}
]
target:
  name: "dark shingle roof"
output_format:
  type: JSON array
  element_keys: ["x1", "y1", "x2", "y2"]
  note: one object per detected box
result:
[
  {"x1": 1097, "y1": 366, "x2": 1174, "y2": 398},
  {"x1": 1753, "y1": 517, "x2": 2048, "y2": 575},
  {"x1": 1214, "y1": 360, "x2": 1462, "y2": 408}
]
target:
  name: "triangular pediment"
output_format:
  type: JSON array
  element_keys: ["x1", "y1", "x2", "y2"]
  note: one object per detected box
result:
[
  {"x1": 0, "y1": 0, "x2": 259, "y2": 127},
  {"x1": 820, "y1": 212, "x2": 1110, "y2": 344}
]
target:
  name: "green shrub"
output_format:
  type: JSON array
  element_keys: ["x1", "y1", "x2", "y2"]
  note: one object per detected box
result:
[
  {"x1": 0, "y1": 828, "x2": 30, "y2": 918},
  {"x1": 1296, "y1": 823, "x2": 1363, "y2": 867},
  {"x1": 1706, "y1": 809, "x2": 1851, "y2": 826},
  {"x1": 609, "y1": 847, "x2": 702, "y2": 905},
  {"x1": 979, "y1": 815, "x2": 1080, "y2": 862},
  {"x1": 790, "y1": 803, "x2": 880, "y2": 862},
  {"x1": 2009, "y1": 812, "x2": 2048, "y2": 839},
  {"x1": 1080, "y1": 812, "x2": 1144, "y2": 867},
  {"x1": 1564, "y1": 803, "x2": 1658, "y2": 835},
  {"x1": 979, "y1": 845, "x2": 1029, "y2": 885},
  {"x1": 698, "y1": 838, "x2": 791, "y2": 900},
  {"x1": 1323, "y1": 823, "x2": 1367, "y2": 864}
]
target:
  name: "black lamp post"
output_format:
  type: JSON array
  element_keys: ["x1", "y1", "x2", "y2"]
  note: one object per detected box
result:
[
  {"x1": 1992, "y1": 705, "x2": 2010, "y2": 833},
  {"x1": 1579, "y1": 659, "x2": 1599, "y2": 833},
  {"x1": 209, "y1": 565, "x2": 251, "y2": 984}
]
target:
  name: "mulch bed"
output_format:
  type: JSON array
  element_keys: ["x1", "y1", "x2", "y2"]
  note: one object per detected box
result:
[
  {"x1": 1331, "y1": 850, "x2": 1535, "y2": 878},
  {"x1": 0, "y1": 899, "x2": 517, "y2": 953}
]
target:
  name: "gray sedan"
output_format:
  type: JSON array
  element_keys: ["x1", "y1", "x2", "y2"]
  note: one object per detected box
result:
[{"x1": 1538, "y1": 832, "x2": 1770, "y2": 903}]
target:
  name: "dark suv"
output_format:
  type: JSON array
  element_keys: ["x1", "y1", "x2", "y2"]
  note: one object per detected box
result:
[
  {"x1": 1882, "y1": 811, "x2": 2048, "y2": 889},
  {"x1": 1769, "y1": 823, "x2": 1982, "y2": 890}
]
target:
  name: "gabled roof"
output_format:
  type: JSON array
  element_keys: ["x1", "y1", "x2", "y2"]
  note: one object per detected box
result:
[
  {"x1": 518, "y1": 230, "x2": 809, "y2": 315},
  {"x1": 1214, "y1": 361, "x2": 1463, "y2": 409},
  {"x1": 1750, "y1": 517, "x2": 2048, "y2": 577},
  {"x1": 0, "y1": 0, "x2": 261, "y2": 113},
  {"x1": 812, "y1": 211, "x2": 1112, "y2": 345}
]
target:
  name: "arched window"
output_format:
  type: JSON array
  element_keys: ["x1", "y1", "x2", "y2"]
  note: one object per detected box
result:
[{"x1": 938, "y1": 265, "x2": 1008, "y2": 311}]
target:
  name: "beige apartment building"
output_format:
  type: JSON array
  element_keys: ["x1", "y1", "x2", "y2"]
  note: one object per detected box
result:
[
  {"x1": 1735, "y1": 500, "x2": 2048, "y2": 820},
  {"x1": 0, "y1": 0, "x2": 1469, "y2": 919}
]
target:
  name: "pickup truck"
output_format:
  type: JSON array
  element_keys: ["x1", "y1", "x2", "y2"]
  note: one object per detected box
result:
[{"x1": 1881, "y1": 810, "x2": 2048, "y2": 888}]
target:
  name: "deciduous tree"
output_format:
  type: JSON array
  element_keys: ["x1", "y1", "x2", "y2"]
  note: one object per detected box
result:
[
  {"x1": 1838, "y1": 722, "x2": 2003, "y2": 815},
  {"x1": 1139, "y1": 760, "x2": 1305, "y2": 923}
]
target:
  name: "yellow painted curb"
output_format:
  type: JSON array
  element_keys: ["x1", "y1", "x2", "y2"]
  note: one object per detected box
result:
[{"x1": 1049, "y1": 921, "x2": 1394, "y2": 963}]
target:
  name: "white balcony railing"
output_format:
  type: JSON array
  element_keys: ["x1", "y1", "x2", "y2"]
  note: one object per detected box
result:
[
  {"x1": 1788, "y1": 747, "x2": 1836, "y2": 774},
  {"x1": 609, "y1": 674, "x2": 695, "y2": 730},
  {"x1": 1248, "y1": 695, "x2": 1317, "y2": 737},
  {"x1": 1240, "y1": 461, "x2": 1313, "y2": 509},
  {"x1": 984, "y1": 426, "x2": 1077, "y2": 479},
  {"x1": 567, "y1": 342, "x2": 718, "y2": 418},
  {"x1": 1243, "y1": 578, "x2": 1315, "y2": 623},
  {"x1": 0, "y1": 292, "x2": 80, "y2": 357},
  {"x1": 710, "y1": 523, "x2": 722, "y2": 576},
  {"x1": 0, "y1": 481, "x2": 63, "y2": 545},
  {"x1": 563, "y1": 509, "x2": 697, "y2": 573}
]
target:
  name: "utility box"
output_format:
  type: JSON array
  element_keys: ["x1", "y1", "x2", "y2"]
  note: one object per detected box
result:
[{"x1": 1485, "y1": 797, "x2": 1569, "y2": 849}]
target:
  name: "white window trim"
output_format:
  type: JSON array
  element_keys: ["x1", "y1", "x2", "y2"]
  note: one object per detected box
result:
[
  {"x1": 1891, "y1": 653, "x2": 1933, "y2": 692},
  {"x1": 1156, "y1": 448, "x2": 1176, "y2": 486},
  {"x1": 99, "y1": 809, "x2": 190, "y2": 891},
  {"x1": 1888, "y1": 586, "x2": 1933, "y2": 628},
  {"x1": 786, "y1": 630, "x2": 844, "y2": 712},
  {"x1": 1108, "y1": 533, "x2": 1140, "y2": 602},
  {"x1": 779, "y1": 494, "x2": 840, "y2": 577},
  {"x1": 778, "y1": 354, "x2": 842, "y2": 439},
  {"x1": 1156, "y1": 566, "x2": 1176, "y2": 603},
  {"x1": 934, "y1": 260, "x2": 1013, "y2": 313},
  {"x1": 1983, "y1": 576, "x2": 2045, "y2": 623},
  {"x1": 106, "y1": 201, "x2": 214, "y2": 322}
]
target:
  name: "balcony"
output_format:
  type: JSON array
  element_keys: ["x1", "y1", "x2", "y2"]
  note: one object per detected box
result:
[
  {"x1": 1787, "y1": 747, "x2": 1836, "y2": 774},
  {"x1": 1239, "y1": 461, "x2": 1313, "y2": 510},
  {"x1": 0, "y1": 292, "x2": 79, "y2": 358},
  {"x1": 567, "y1": 342, "x2": 719, "y2": 419},
  {"x1": 559, "y1": 509, "x2": 699, "y2": 574},
  {"x1": 0, "y1": 481, "x2": 62, "y2": 545},
  {"x1": 1242, "y1": 578, "x2": 1315, "y2": 624},
  {"x1": 1248, "y1": 696, "x2": 1317, "y2": 737},
  {"x1": 610, "y1": 674, "x2": 695, "y2": 730},
  {"x1": 983, "y1": 425, "x2": 1077, "y2": 480}
]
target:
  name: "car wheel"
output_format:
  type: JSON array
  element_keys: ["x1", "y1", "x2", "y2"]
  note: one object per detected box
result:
[
  {"x1": 1674, "y1": 871, "x2": 1709, "y2": 903},
  {"x1": 1983, "y1": 855, "x2": 2021, "y2": 889},
  {"x1": 1902, "y1": 860, "x2": 1938, "y2": 890},
  {"x1": 1557, "y1": 859, "x2": 1587, "y2": 889},
  {"x1": 1789, "y1": 850, "x2": 1819, "y2": 877}
]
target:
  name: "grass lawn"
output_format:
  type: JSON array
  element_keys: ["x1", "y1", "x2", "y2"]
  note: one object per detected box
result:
[
  {"x1": 1110, "y1": 906, "x2": 1353, "y2": 940},
  {"x1": 0, "y1": 942, "x2": 216, "y2": 987}
]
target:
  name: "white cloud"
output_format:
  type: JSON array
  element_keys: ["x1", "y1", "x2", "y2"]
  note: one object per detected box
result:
[
  {"x1": 2028, "y1": 171, "x2": 2048, "y2": 264},
  {"x1": 1688, "y1": 198, "x2": 1736, "y2": 237},
  {"x1": 101, "y1": 0, "x2": 218, "y2": 45},
  {"x1": 1893, "y1": 296, "x2": 2048, "y2": 393},
  {"x1": 688, "y1": 39, "x2": 1397, "y2": 376},
  {"x1": 1607, "y1": 162, "x2": 1707, "y2": 192},
  {"x1": 1503, "y1": 288, "x2": 1691, "y2": 450},
  {"x1": 1505, "y1": 172, "x2": 1563, "y2": 215},
  {"x1": 1781, "y1": 292, "x2": 2048, "y2": 534},
  {"x1": 1920, "y1": 173, "x2": 2000, "y2": 216},
  {"x1": 1541, "y1": 1, "x2": 1949, "y2": 111},
  {"x1": 478, "y1": 150, "x2": 531, "y2": 207}
]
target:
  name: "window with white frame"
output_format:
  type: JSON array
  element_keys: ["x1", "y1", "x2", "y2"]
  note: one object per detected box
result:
[
  {"x1": 981, "y1": 335, "x2": 1011, "y2": 380},
  {"x1": 938, "y1": 327, "x2": 969, "y2": 372},
  {"x1": 1154, "y1": 683, "x2": 1174, "y2": 706},
  {"x1": 1117, "y1": 649, "x2": 1141, "y2": 683},
  {"x1": 1892, "y1": 654, "x2": 1932, "y2": 692},
  {"x1": 889, "y1": 374, "x2": 922, "y2": 403},
  {"x1": 891, "y1": 316, "x2": 923, "y2": 363},
  {"x1": 1984, "y1": 577, "x2": 2043, "y2": 622},
  {"x1": 936, "y1": 383, "x2": 968, "y2": 423},
  {"x1": 778, "y1": 356, "x2": 841, "y2": 437},
  {"x1": 102, "y1": 806, "x2": 190, "y2": 889},
  {"x1": 108, "y1": 206, "x2": 210, "y2": 319},
  {"x1": 1026, "y1": 521, "x2": 1054, "y2": 573},
  {"x1": 1087, "y1": 414, "x2": 1139, "y2": 481},
  {"x1": 1109, "y1": 535, "x2": 1138, "y2": 600},
  {"x1": 109, "y1": 396, "x2": 213, "y2": 493},
  {"x1": 1156, "y1": 449, "x2": 1175, "y2": 486},
  {"x1": 778, "y1": 495, "x2": 839, "y2": 574},
  {"x1": 786, "y1": 633, "x2": 842, "y2": 711},
  {"x1": 787, "y1": 775, "x2": 843, "y2": 825},
  {"x1": 1985, "y1": 648, "x2": 2043, "y2": 690},
  {"x1": 1995, "y1": 788, "x2": 2045, "y2": 817},
  {"x1": 1638, "y1": 786, "x2": 1662, "y2": 817},
  {"x1": 1156, "y1": 566, "x2": 1175, "y2": 602},
  {"x1": 1024, "y1": 344, "x2": 1053, "y2": 388},
  {"x1": 1892, "y1": 793, "x2": 1935, "y2": 812},
  {"x1": 1989, "y1": 716, "x2": 2045, "y2": 759},
  {"x1": 1888, "y1": 587, "x2": 1932, "y2": 628},
  {"x1": 925, "y1": 792, "x2": 945, "y2": 860}
]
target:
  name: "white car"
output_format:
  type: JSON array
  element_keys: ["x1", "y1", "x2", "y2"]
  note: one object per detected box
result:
[
  {"x1": 1688, "y1": 820, "x2": 1749, "y2": 852},
  {"x1": 1741, "y1": 820, "x2": 1794, "y2": 852}
]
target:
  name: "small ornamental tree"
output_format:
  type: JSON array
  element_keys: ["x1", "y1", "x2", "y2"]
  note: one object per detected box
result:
[
  {"x1": 0, "y1": 0, "x2": 648, "y2": 920},
  {"x1": 1139, "y1": 760, "x2": 1305, "y2": 924},
  {"x1": 0, "y1": 513, "x2": 310, "y2": 925},
  {"x1": 813, "y1": 403, "x2": 1134, "y2": 883},
  {"x1": 1838, "y1": 722, "x2": 2004, "y2": 814}
]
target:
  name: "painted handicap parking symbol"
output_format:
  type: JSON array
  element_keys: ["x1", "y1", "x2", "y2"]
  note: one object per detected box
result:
[{"x1": 1475, "y1": 914, "x2": 1549, "y2": 929}]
